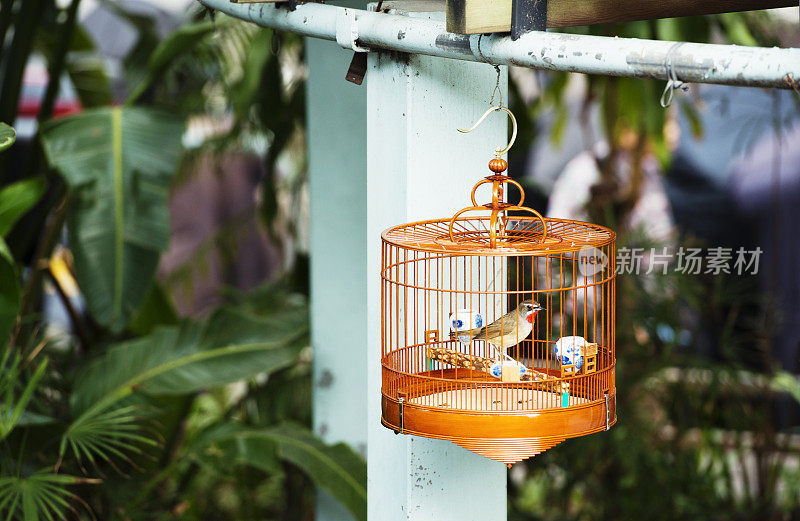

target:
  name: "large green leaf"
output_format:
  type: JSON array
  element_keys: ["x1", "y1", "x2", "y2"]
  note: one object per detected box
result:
[
  {"x1": 0, "y1": 123, "x2": 15, "y2": 152},
  {"x1": 190, "y1": 422, "x2": 367, "y2": 521},
  {"x1": 62, "y1": 292, "x2": 309, "y2": 471},
  {"x1": 65, "y1": 303, "x2": 309, "y2": 465},
  {"x1": 70, "y1": 306, "x2": 307, "y2": 416},
  {"x1": 65, "y1": 25, "x2": 114, "y2": 108},
  {"x1": 0, "y1": 238, "x2": 19, "y2": 342},
  {"x1": 270, "y1": 423, "x2": 367, "y2": 521},
  {"x1": 0, "y1": 177, "x2": 46, "y2": 237},
  {"x1": 40, "y1": 107, "x2": 184, "y2": 332},
  {"x1": 190, "y1": 423, "x2": 281, "y2": 475}
]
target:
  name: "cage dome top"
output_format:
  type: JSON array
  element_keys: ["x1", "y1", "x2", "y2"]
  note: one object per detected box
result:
[
  {"x1": 382, "y1": 216, "x2": 615, "y2": 256},
  {"x1": 383, "y1": 106, "x2": 614, "y2": 255}
]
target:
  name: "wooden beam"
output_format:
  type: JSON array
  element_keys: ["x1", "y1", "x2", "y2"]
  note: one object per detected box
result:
[{"x1": 447, "y1": 0, "x2": 796, "y2": 35}]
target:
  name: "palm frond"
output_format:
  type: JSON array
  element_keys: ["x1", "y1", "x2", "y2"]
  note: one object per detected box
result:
[
  {"x1": 0, "y1": 350, "x2": 48, "y2": 440},
  {"x1": 60, "y1": 405, "x2": 159, "y2": 476},
  {"x1": 0, "y1": 471, "x2": 99, "y2": 521}
]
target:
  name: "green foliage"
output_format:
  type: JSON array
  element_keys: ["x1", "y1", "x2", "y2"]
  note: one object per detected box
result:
[
  {"x1": 127, "y1": 21, "x2": 217, "y2": 105},
  {"x1": 60, "y1": 405, "x2": 159, "y2": 474},
  {"x1": 0, "y1": 240, "x2": 20, "y2": 342},
  {"x1": 68, "y1": 305, "x2": 307, "y2": 416},
  {"x1": 0, "y1": 1, "x2": 793, "y2": 520},
  {"x1": 0, "y1": 4, "x2": 362, "y2": 519},
  {"x1": 0, "y1": 350, "x2": 48, "y2": 440},
  {"x1": 0, "y1": 178, "x2": 46, "y2": 237},
  {"x1": 0, "y1": 277, "x2": 365, "y2": 520},
  {"x1": 268, "y1": 424, "x2": 367, "y2": 521},
  {"x1": 190, "y1": 422, "x2": 367, "y2": 521},
  {"x1": 40, "y1": 107, "x2": 185, "y2": 332},
  {"x1": 0, "y1": 472, "x2": 98, "y2": 521},
  {"x1": 127, "y1": 282, "x2": 178, "y2": 336},
  {"x1": 772, "y1": 372, "x2": 800, "y2": 405},
  {"x1": 0, "y1": 123, "x2": 15, "y2": 152}
]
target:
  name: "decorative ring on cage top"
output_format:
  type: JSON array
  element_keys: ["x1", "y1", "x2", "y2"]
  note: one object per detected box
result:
[{"x1": 448, "y1": 106, "x2": 548, "y2": 249}]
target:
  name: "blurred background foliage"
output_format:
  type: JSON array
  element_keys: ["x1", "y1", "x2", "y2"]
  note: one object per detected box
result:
[
  {"x1": 0, "y1": 0, "x2": 798, "y2": 519},
  {"x1": 507, "y1": 10, "x2": 800, "y2": 521},
  {"x1": 0, "y1": 1, "x2": 360, "y2": 519}
]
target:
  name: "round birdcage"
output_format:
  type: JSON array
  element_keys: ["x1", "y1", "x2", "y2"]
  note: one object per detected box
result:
[{"x1": 379, "y1": 107, "x2": 617, "y2": 466}]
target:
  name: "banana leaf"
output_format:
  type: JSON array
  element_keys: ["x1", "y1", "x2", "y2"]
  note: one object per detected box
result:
[
  {"x1": 63, "y1": 302, "x2": 309, "y2": 474},
  {"x1": 69, "y1": 304, "x2": 308, "y2": 416},
  {"x1": 40, "y1": 106, "x2": 184, "y2": 332}
]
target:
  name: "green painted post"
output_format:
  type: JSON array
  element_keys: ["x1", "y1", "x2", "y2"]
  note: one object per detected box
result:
[{"x1": 307, "y1": 10, "x2": 367, "y2": 519}]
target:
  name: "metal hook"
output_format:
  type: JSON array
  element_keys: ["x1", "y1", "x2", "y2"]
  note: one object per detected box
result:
[{"x1": 457, "y1": 106, "x2": 518, "y2": 158}]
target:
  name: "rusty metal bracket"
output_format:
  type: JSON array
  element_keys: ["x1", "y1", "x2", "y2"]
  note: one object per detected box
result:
[{"x1": 345, "y1": 52, "x2": 368, "y2": 84}]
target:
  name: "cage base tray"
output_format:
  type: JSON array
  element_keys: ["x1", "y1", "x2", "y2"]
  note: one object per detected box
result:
[{"x1": 381, "y1": 368, "x2": 616, "y2": 465}]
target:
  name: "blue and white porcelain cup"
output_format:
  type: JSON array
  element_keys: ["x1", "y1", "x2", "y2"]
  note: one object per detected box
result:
[
  {"x1": 490, "y1": 360, "x2": 528, "y2": 379},
  {"x1": 449, "y1": 309, "x2": 483, "y2": 334},
  {"x1": 554, "y1": 336, "x2": 587, "y2": 370}
]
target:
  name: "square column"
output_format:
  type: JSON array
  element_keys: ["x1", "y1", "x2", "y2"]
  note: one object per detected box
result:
[
  {"x1": 307, "y1": 24, "x2": 368, "y2": 521},
  {"x1": 366, "y1": 50, "x2": 509, "y2": 520}
]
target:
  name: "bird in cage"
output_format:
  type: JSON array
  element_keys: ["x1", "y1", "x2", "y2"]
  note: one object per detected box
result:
[{"x1": 456, "y1": 300, "x2": 544, "y2": 363}]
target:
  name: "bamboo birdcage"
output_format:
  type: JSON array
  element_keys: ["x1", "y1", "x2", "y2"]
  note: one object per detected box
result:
[{"x1": 379, "y1": 107, "x2": 617, "y2": 466}]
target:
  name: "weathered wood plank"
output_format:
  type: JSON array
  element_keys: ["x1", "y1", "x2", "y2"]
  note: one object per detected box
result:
[{"x1": 447, "y1": 0, "x2": 796, "y2": 34}]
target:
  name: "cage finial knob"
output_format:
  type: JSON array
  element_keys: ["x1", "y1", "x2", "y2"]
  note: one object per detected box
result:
[{"x1": 488, "y1": 157, "x2": 507, "y2": 173}]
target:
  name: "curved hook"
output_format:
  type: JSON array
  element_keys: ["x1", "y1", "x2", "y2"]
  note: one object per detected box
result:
[{"x1": 457, "y1": 106, "x2": 518, "y2": 158}]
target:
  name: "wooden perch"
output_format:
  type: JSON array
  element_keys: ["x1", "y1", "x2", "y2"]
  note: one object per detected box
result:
[
  {"x1": 447, "y1": 0, "x2": 796, "y2": 34},
  {"x1": 427, "y1": 346, "x2": 493, "y2": 372},
  {"x1": 425, "y1": 346, "x2": 557, "y2": 382}
]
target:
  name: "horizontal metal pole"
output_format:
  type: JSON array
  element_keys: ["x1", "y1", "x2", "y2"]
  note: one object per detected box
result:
[{"x1": 199, "y1": 0, "x2": 800, "y2": 89}]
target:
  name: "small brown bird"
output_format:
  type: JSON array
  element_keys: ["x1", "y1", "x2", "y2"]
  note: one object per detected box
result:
[{"x1": 456, "y1": 299, "x2": 544, "y2": 361}]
